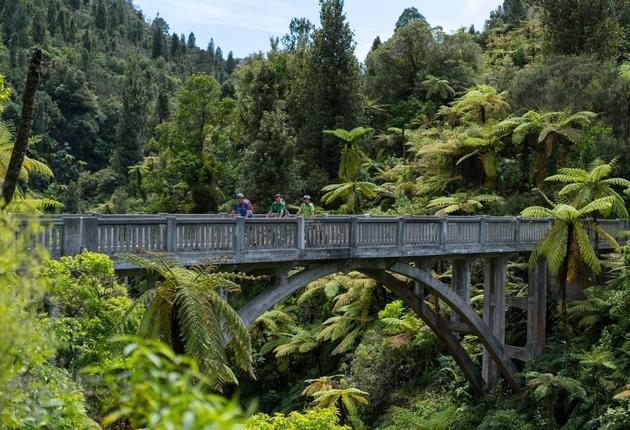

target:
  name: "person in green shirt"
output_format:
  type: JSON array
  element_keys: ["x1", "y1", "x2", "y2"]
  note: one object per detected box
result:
[
  {"x1": 267, "y1": 193, "x2": 288, "y2": 217},
  {"x1": 297, "y1": 195, "x2": 315, "y2": 218}
]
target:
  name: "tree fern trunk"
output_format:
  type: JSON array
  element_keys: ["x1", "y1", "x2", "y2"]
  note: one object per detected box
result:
[
  {"x1": 535, "y1": 147, "x2": 546, "y2": 188},
  {"x1": 521, "y1": 137, "x2": 533, "y2": 190},
  {"x1": 171, "y1": 303, "x2": 186, "y2": 354},
  {"x1": 2, "y1": 48, "x2": 43, "y2": 206},
  {"x1": 559, "y1": 226, "x2": 573, "y2": 351}
]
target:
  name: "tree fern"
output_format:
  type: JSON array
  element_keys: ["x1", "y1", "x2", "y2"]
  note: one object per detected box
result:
[
  {"x1": 428, "y1": 192, "x2": 503, "y2": 215},
  {"x1": 545, "y1": 159, "x2": 630, "y2": 217},
  {"x1": 522, "y1": 195, "x2": 620, "y2": 349},
  {"x1": 119, "y1": 250, "x2": 260, "y2": 389}
]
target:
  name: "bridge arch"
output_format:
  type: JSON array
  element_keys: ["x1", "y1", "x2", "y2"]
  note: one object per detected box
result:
[{"x1": 237, "y1": 259, "x2": 520, "y2": 393}]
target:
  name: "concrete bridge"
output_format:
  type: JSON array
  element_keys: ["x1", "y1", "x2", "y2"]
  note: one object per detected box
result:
[{"x1": 33, "y1": 214, "x2": 628, "y2": 393}]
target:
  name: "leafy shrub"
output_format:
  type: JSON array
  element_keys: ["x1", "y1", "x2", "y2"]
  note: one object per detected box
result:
[
  {"x1": 0, "y1": 212, "x2": 96, "y2": 429},
  {"x1": 247, "y1": 408, "x2": 350, "y2": 430},
  {"x1": 378, "y1": 404, "x2": 463, "y2": 430},
  {"x1": 104, "y1": 338, "x2": 247, "y2": 429},
  {"x1": 478, "y1": 409, "x2": 533, "y2": 430},
  {"x1": 42, "y1": 251, "x2": 141, "y2": 371}
]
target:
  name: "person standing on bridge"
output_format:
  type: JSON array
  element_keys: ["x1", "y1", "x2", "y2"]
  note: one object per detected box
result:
[
  {"x1": 267, "y1": 193, "x2": 288, "y2": 218},
  {"x1": 230, "y1": 193, "x2": 253, "y2": 218},
  {"x1": 296, "y1": 195, "x2": 315, "y2": 218}
]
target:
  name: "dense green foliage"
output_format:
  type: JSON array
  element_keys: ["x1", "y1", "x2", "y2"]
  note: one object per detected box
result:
[
  {"x1": 2, "y1": 0, "x2": 630, "y2": 428},
  {"x1": 0, "y1": 213, "x2": 98, "y2": 429}
]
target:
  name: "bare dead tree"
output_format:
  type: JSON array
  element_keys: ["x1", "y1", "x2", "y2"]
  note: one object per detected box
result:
[{"x1": 2, "y1": 48, "x2": 43, "y2": 206}]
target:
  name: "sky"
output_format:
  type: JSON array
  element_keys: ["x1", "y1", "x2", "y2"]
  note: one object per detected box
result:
[{"x1": 132, "y1": 0, "x2": 503, "y2": 61}]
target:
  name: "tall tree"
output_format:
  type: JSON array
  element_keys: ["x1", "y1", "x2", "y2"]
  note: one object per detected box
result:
[
  {"x1": 281, "y1": 17, "x2": 314, "y2": 52},
  {"x1": 225, "y1": 51, "x2": 236, "y2": 75},
  {"x1": 145, "y1": 74, "x2": 223, "y2": 213},
  {"x1": 394, "y1": 6, "x2": 426, "y2": 30},
  {"x1": 95, "y1": 0, "x2": 107, "y2": 31},
  {"x1": 241, "y1": 107, "x2": 299, "y2": 203},
  {"x1": 2, "y1": 49, "x2": 43, "y2": 206},
  {"x1": 187, "y1": 32, "x2": 196, "y2": 49},
  {"x1": 364, "y1": 19, "x2": 435, "y2": 103},
  {"x1": 112, "y1": 59, "x2": 151, "y2": 179},
  {"x1": 297, "y1": 0, "x2": 361, "y2": 183},
  {"x1": 527, "y1": 0, "x2": 625, "y2": 57},
  {"x1": 207, "y1": 37, "x2": 215, "y2": 62},
  {"x1": 151, "y1": 17, "x2": 168, "y2": 59},
  {"x1": 169, "y1": 32, "x2": 180, "y2": 57}
]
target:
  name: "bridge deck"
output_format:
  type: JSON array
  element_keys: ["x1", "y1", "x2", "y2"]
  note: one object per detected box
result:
[{"x1": 31, "y1": 215, "x2": 628, "y2": 269}]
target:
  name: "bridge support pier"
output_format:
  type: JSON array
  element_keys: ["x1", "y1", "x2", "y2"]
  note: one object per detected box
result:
[
  {"x1": 527, "y1": 260, "x2": 547, "y2": 359},
  {"x1": 450, "y1": 258, "x2": 472, "y2": 324},
  {"x1": 413, "y1": 259, "x2": 433, "y2": 300},
  {"x1": 482, "y1": 257, "x2": 507, "y2": 385}
]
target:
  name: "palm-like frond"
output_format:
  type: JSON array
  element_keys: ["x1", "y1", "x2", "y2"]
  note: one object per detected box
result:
[
  {"x1": 421, "y1": 75, "x2": 455, "y2": 101},
  {"x1": 302, "y1": 375, "x2": 345, "y2": 396},
  {"x1": 323, "y1": 127, "x2": 373, "y2": 143},
  {"x1": 428, "y1": 192, "x2": 503, "y2": 215},
  {"x1": 310, "y1": 381, "x2": 369, "y2": 420},
  {"x1": 524, "y1": 371, "x2": 586, "y2": 402},
  {"x1": 119, "y1": 250, "x2": 259, "y2": 388},
  {"x1": 0, "y1": 120, "x2": 54, "y2": 182},
  {"x1": 449, "y1": 84, "x2": 511, "y2": 123},
  {"x1": 274, "y1": 325, "x2": 319, "y2": 357},
  {"x1": 545, "y1": 160, "x2": 629, "y2": 217}
]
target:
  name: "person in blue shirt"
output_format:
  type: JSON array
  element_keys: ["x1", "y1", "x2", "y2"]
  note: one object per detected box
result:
[{"x1": 230, "y1": 193, "x2": 253, "y2": 218}]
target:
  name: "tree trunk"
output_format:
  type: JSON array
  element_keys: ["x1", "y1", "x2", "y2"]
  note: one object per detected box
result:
[
  {"x1": 535, "y1": 146, "x2": 546, "y2": 188},
  {"x1": 520, "y1": 137, "x2": 533, "y2": 189},
  {"x1": 558, "y1": 225, "x2": 573, "y2": 351},
  {"x1": 2, "y1": 48, "x2": 43, "y2": 206}
]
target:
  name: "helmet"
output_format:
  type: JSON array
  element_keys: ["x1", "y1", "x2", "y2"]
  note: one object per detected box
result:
[
  {"x1": 236, "y1": 193, "x2": 244, "y2": 198},
  {"x1": 274, "y1": 193, "x2": 282, "y2": 198},
  {"x1": 303, "y1": 195, "x2": 311, "y2": 200}
]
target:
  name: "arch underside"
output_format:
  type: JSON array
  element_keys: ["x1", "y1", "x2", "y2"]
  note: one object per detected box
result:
[{"x1": 237, "y1": 259, "x2": 521, "y2": 393}]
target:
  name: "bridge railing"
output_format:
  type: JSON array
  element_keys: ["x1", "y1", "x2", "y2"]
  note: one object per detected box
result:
[{"x1": 24, "y1": 214, "x2": 630, "y2": 259}]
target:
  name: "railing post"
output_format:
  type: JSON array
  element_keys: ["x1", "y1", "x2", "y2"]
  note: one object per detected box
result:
[
  {"x1": 480, "y1": 216, "x2": 487, "y2": 245},
  {"x1": 234, "y1": 217, "x2": 245, "y2": 251},
  {"x1": 440, "y1": 217, "x2": 447, "y2": 248},
  {"x1": 165, "y1": 216, "x2": 177, "y2": 253},
  {"x1": 296, "y1": 216, "x2": 305, "y2": 251},
  {"x1": 397, "y1": 217, "x2": 405, "y2": 249},
  {"x1": 62, "y1": 215, "x2": 98, "y2": 256},
  {"x1": 349, "y1": 216, "x2": 358, "y2": 248},
  {"x1": 83, "y1": 216, "x2": 98, "y2": 252}
]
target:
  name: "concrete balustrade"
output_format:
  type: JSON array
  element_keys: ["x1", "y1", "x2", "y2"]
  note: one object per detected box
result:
[
  {"x1": 32, "y1": 214, "x2": 628, "y2": 268},
  {"x1": 32, "y1": 215, "x2": 630, "y2": 265}
]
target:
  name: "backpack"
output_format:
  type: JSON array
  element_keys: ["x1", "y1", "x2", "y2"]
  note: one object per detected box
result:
[{"x1": 244, "y1": 198, "x2": 253, "y2": 212}]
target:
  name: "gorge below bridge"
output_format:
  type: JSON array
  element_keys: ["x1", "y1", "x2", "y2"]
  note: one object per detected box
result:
[{"x1": 33, "y1": 214, "x2": 629, "y2": 394}]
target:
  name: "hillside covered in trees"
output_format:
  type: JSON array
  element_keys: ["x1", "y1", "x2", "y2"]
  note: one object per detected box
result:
[{"x1": 2, "y1": 0, "x2": 630, "y2": 429}]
